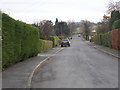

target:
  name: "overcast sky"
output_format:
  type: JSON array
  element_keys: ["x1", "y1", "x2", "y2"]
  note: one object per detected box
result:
[{"x1": 0, "y1": 0, "x2": 120, "y2": 24}]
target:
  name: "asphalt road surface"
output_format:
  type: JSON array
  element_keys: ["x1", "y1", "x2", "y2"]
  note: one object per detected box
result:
[{"x1": 32, "y1": 35, "x2": 118, "y2": 88}]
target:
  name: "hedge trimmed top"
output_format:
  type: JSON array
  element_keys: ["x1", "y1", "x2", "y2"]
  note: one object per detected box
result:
[
  {"x1": 2, "y1": 13, "x2": 40, "y2": 68},
  {"x1": 2, "y1": 13, "x2": 60, "y2": 68}
]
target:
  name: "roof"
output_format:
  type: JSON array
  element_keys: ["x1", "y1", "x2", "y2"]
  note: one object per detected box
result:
[{"x1": 92, "y1": 30, "x2": 96, "y2": 33}]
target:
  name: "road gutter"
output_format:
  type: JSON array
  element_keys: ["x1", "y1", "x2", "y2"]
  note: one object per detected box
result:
[
  {"x1": 81, "y1": 36, "x2": 120, "y2": 59},
  {"x1": 27, "y1": 48, "x2": 64, "y2": 88}
]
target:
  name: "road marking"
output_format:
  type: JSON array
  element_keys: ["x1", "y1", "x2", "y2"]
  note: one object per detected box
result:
[{"x1": 27, "y1": 48, "x2": 64, "y2": 88}]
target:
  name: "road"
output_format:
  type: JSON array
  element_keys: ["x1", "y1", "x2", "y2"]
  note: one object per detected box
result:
[{"x1": 32, "y1": 35, "x2": 118, "y2": 88}]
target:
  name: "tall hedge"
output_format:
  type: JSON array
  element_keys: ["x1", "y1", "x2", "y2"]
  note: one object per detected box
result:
[
  {"x1": 109, "y1": 10, "x2": 120, "y2": 30},
  {"x1": 93, "y1": 34, "x2": 102, "y2": 45},
  {"x1": 93, "y1": 32, "x2": 111, "y2": 48},
  {"x1": 39, "y1": 39, "x2": 53, "y2": 53},
  {"x1": 45, "y1": 36, "x2": 60, "y2": 47},
  {"x1": 2, "y1": 13, "x2": 40, "y2": 68},
  {"x1": 112, "y1": 19, "x2": 120, "y2": 30},
  {"x1": 101, "y1": 32, "x2": 111, "y2": 47},
  {"x1": 0, "y1": 11, "x2": 2, "y2": 69}
]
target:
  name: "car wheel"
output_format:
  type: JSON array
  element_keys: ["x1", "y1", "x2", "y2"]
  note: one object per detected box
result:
[{"x1": 68, "y1": 44, "x2": 70, "y2": 47}]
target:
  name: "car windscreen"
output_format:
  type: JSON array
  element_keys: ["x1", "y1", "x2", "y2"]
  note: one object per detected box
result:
[{"x1": 62, "y1": 40, "x2": 69, "y2": 42}]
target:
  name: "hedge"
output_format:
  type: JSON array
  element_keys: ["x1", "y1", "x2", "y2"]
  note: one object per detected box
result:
[
  {"x1": 39, "y1": 39, "x2": 53, "y2": 53},
  {"x1": 93, "y1": 32, "x2": 112, "y2": 48},
  {"x1": 0, "y1": 11, "x2": 1, "y2": 70},
  {"x1": 112, "y1": 19, "x2": 120, "y2": 30},
  {"x1": 2, "y1": 13, "x2": 40, "y2": 68},
  {"x1": 101, "y1": 32, "x2": 111, "y2": 47},
  {"x1": 93, "y1": 34, "x2": 102, "y2": 45},
  {"x1": 45, "y1": 36, "x2": 60, "y2": 47}
]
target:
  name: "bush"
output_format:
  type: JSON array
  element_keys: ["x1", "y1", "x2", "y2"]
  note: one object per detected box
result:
[
  {"x1": 45, "y1": 36, "x2": 60, "y2": 47},
  {"x1": 109, "y1": 10, "x2": 120, "y2": 30},
  {"x1": 93, "y1": 34, "x2": 102, "y2": 45},
  {"x1": 112, "y1": 19, "x2": 120, "y2": 30},
  {"x1": 101, "y1": 32, "x2": 111, "y2": 47},
  {"x1": 39, "y1": 39, "x2": 53, "y2": 53},
  {"x1": 57, "y1": 36, "x2": 65, "y2": 40},
  {"x1": 93, "y1": 32, "x2": 111, "y2": 48},
  {"x1": 2, "y1": 13, "x2": 40, "y2": 68}
]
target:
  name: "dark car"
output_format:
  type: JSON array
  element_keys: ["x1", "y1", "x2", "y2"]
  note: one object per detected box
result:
[
  {"x1": 60, "y1": 39, "x2": 71, "y2": 47},
  {"x1": 78, "y1": 34, "x2": 80, "y2": 37}
]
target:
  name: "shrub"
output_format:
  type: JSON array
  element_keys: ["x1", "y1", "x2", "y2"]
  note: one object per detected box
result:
[
  {"x1": 53, "y1": 36, "x2": 60, "y2": 47},
  {"x1": 109, "y1": 10, "x2": 120, "y2": 30},
  {"x1": 57, "y1": 36, "x2": 65, "y2": 40},
  {"x1": 2, "y1": 13, "x2": 15, "y2": 67},
  {"x1": 45, "y1": 36, "x2": 60, "y2": 47},
  {"x1": 112, "y1": 19, "x2": 120, "y2": 30},
  {"x1": 93, "y1": 32, "x2": 111, "y2": 48},
  {"x1": 101, "y1": 32, "x2": 111, "y2": 47},
  {"x1": 2, "y1": 13, "x2": 40, "y2": 68},
  {"x1": 93, "y1": 34, "x2": 102, "y2": 45},
  {"x1": 39, "y1": 39, "x2": 53, "y2": 53}
]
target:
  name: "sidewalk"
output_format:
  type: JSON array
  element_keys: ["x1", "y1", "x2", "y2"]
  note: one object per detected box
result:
[
  {"x1": 86, "y1": 41, "x2": 120, "y2": 59},
  {"x1": 2, "y1": 46, "x2": 62, "y2": 88}
]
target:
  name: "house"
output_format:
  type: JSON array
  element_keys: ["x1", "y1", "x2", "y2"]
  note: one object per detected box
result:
[{"x1": 91, "y1": 30, "x2": 96, "y2": 35}]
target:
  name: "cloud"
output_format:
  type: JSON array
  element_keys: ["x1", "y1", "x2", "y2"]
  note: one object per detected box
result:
[{"x1": 0, "y1": 0, "x2": 111, "y2": 23}]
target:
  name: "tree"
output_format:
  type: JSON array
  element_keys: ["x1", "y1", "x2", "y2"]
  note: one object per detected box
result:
[
  {"x1": 107, "y1": 1, "x2": 120, "y2": 14},
  {"x1": 81, "y1": 20, "x2": 91, "y2": 40},
  {"x1": 33, "y1": 20, "x2": 54, "y2": 39},
  {"x1": 112, "y1": 19, "x2": 120, "y2": 29},
  {"x1": 96, "y1": 15, "x2": 110, "y2": 33},
  {"x1": 109, "y1": 10, "x2": 120, "y2": 30},
  {"x1": 54, "y1": 21, "x2": 70, "y2": 36},
  {"x1": 67, "y1": 21, "x2": 77, "y2": 35},
  {"x1": 55, "y1": 18, "x2": 58, "y2": 24}
]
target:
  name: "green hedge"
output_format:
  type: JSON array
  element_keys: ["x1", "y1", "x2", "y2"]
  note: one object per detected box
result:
[
  {"x1": 101, "y1": 32, "x2": 111, "y2": 47},
  {"x1": 45, "y1": 36, "x2": 60, "y2": 47},
  {"x1": 2, "y1": 13, "x2": 40, "y2": 68},
  {"x1": 93, "y1": 34, "x2": 102, "y2": 45},
  {"x1": 39, "y1": 39, "x2": 53, "y2": 53},
  {"x1": 112, "y1": 19, "x2": 120, "y2": 30},
  {"x1": 0, "y1": 11, "x2": 1, "y2": 70},
  {"x1": 93, "y1": 32, "x2": 112, "y2": 48}
]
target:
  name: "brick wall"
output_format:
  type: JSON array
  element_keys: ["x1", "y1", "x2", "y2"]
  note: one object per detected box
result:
[{"x1": 110, "y1": 29, "x2": 120, "y2": 50}]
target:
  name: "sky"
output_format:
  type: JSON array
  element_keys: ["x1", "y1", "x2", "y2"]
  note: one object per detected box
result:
[{"x1": 0, "y1": 0, "x2": 120, "y2": 24}]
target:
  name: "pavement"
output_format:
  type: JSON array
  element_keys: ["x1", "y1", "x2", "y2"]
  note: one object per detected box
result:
[
  {"x1": 2, "y1": 46, "x2": 62, "y2": 88},
  {"x1": 85, "y1": 40, "x2": 120, "y2": 59},
  {"x1": 2, "y1": 35, "x2": 118, "y2": 88},
  {"x1": 0, "y1": 72, "x2": 2, "y2": 90}
]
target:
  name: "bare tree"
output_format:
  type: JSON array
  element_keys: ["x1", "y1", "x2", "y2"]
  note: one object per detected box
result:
[
  {"x1": 107, "y1": 0, "x2": 120, "y2": 14},
  {"x1": 67, "y1": 20, "x2": 76, "y2": 35},
  {"x1": 33, "y1": 20, "x2": 54, "y2": 39},
  {"x1": 95, "y1": 15, "x2": 110, "y2": 33},
  {"x1": 80, "y1": 20, "x2": 91, "y2": 40}
]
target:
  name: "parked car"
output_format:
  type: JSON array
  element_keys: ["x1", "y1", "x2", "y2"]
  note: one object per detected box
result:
[
  {"x1": 78, "y1": 34, "x2": 80, "y2": 37},
  {"x1": 60, "y1": 39, "x2": 71, "y2": 47}
]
